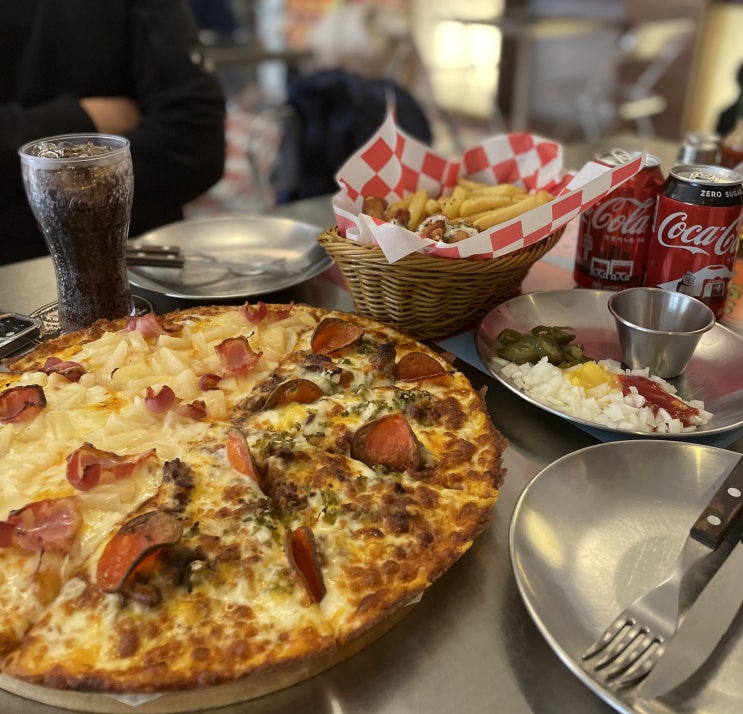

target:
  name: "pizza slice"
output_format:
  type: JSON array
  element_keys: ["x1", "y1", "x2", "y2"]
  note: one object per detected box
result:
[
  {"x1": 0, "y1": 372, "x2": 164, "y2": 659},
  {"x1": 3, "y1": 436, "x2": 336, "y2": 692},
  {"x1": 251, "y1": 442, "x2": 497, "y2": 643},
  {"x1": 231, "y1": 345, "x2": 504, "y2": 644}
]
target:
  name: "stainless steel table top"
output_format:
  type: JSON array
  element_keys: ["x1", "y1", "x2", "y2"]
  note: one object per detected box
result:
[{"x1": 1, "y1": 195, "x2": 739, "y2": 714}]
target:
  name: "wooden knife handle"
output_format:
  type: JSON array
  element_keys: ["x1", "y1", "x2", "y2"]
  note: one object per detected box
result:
[{"x1": 691, "y1": 457, "x2": 743, "y2": 548}]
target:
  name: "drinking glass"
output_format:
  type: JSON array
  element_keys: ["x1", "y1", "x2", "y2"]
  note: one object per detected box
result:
[{"x1": 18, "y1": 134, "x2": 135, "y2": 332}]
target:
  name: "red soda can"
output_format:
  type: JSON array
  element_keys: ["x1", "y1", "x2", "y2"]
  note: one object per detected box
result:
[
  {"x1": 644, "y1": 164, "x2": 743, "y2": 319},
  {"x1": 574, "y1": 150, "x2": 664, "y2": 290}
]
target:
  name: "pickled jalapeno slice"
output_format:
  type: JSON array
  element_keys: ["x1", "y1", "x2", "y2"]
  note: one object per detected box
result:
[
  {"x1": 496, "y1": 328, "x2": 526, "y2": 346},
  {"x1": 535, "y1": 334, "x2": 566, "y2": 364},
  {"x1": 496, "y1": 335, "x2": 540, "y2": 364},
  {"x1": 531, "y1": 325, "x2": 576, "y2": 345},
  {"x1": 495, "y1": 325, "x2": 590, "y2": 367}
]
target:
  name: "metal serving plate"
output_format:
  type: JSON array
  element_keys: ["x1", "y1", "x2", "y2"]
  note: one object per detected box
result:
[
  {"x1": 127, "y1": 215, "x2": 332, "y2": 300},
  {"x1": 510, "y1": 440, "x2": 743, "y2": 714},
  {"x1": 476, "y1": 289, "x2": 743, "y2": 445}
]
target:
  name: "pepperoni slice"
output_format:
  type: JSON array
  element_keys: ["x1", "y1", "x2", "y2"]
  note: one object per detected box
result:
[
  {"x1": 393, "y1": 352, "x2": 447, "y2": 381},
  {"x1": 0, "y1": 384, "x2": 46, "y2": 424},
  {"x1": 225, "y1": 427, "x2": 262, "y2": 486},
  {"x1": 310, "y1": 318, "x2": 363, "y2": 355},
  {"x1": 350, "y1": 413, "x2": 423, "y2": 472},
  {"x1": 284, "y1": 525, "x2": 326, "y2": 604},
  {"x1": 0, "y1": 496, "x2": 82, "y2": 553},
  {"x1": 96, "y1": 511, "x2": 183, "y2": 593},
  {"x1": 264, "y1": 379, "x2": 324, "y2": 410}
]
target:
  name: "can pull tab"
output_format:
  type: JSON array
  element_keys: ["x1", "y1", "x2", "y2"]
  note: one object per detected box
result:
[{"x1": 607, "y1": 148, "x2": 637, "y2": 164}]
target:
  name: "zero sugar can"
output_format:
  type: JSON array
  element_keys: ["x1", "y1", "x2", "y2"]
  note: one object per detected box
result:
[
  {"x1": 574, "y1": 150, "x2": 664, "y2": 291},
  {"x1": 644, "y1": 164, "x2": 743, "y2": 319}
]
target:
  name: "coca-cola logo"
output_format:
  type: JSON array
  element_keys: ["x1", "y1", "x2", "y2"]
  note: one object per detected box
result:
[
  {"x1": 655, "y1": 211, "x2": 741, "y2": 256},
  {"x1": 587, "y1": 197, "x2": 654, "y2": 238}
]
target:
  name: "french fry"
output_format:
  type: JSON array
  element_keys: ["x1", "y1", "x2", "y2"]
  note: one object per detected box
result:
[
  {"x1": 457, "y1": 206, "x2": 512, "y2": 224},
  {"x1": 386, "y1": 193, "x2": 414, "y2": 216},
  {"x1": 459, "y1": 194, "x2": 515, "y2": 216},
  {"x1": 468, "y1": 184, "x2": 527, "y2": 198},
  {"x1": 535, "y1": 189, "x2": 554, "y2": 206},
  {"x1": 456, "y1": 177, "x2": 489, "y2": 191},
  {"x1": 440, "y1": 186, "x2": 467, "y2": 220},
  {"x1": 425, "y1": 198, "x2": 441, "y2": 216},
  {"x1": 472, "y1": 195, "x2": 540, "y2": 231},
  {"x1": 362, "y1": 180, "x2": 556, "y2": 239},
  {"x1": 407, "y1": 188, "x2": 429, "y2": 231}
]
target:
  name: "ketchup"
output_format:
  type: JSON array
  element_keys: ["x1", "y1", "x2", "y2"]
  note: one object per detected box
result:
[{"x1": 617, "y1": 375, "x2": 699, "y2": 427}]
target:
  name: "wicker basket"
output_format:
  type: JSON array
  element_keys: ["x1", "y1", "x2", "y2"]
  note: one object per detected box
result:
[{"x1": 318, "y1": 226, "x2": 565, "y2": 340}]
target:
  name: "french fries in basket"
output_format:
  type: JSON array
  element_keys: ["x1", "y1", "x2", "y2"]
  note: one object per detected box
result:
[{"x1": 361, "y1": 179, "x2": 555, "y2": 243}]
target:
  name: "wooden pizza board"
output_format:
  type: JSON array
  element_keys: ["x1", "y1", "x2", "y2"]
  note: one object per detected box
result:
[{"x1": 0, "y1": 603, "x2": 415, "y2": 713}]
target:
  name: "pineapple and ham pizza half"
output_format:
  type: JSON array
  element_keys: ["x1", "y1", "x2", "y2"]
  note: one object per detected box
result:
[{"x1": 0, "y1": 302, "x2": 506, "y2": 697}]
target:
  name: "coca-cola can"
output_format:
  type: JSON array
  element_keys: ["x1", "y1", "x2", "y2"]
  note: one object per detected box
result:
[
  {"x1": 644, "y1": 164, "x2": 743, "y2": 319},
  {"x1": 677, "y1": 131, "x2": 720, "y2": 165},
  {"x1": 574, "y1": 150, "x2": 664, "y2": 290}
]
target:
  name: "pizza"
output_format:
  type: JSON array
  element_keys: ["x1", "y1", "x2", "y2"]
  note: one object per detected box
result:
[{"x1": 0, "y1": 302, "x2": 506, "y2": 697}]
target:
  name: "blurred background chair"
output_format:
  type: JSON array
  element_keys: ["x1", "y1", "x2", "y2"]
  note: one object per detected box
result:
[{"x1": 550, "y1": 17, "x2": 697, "y2": 142}]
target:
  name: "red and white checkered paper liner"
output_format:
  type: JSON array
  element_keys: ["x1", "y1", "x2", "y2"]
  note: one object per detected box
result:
[{"x1": 332, "y1": 113, "x2": 644, "y2": 263}]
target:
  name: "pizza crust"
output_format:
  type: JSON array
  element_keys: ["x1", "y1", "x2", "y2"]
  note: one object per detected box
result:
[{"x1": 0, "y1": 602, "x2": 415, "y2": 714}]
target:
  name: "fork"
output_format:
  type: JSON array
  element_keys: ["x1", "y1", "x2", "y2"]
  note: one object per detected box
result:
[{"x1": 581, "y1": 456, "x2": 743, "y2": 689}]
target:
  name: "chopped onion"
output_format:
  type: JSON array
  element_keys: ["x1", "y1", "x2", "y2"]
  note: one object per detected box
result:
[{"x1": 500, "y1": 357, "x2": 712, "y2": 433}]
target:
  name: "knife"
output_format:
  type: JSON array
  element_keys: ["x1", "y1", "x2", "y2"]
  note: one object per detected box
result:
[
  {"x1": 126, "y1": 248, "x2": 185, "y2": 268},
  {"x1": 636, "y1": 531, "x2": 743, "y2": 700},
  {"x1": 125, "y1": 247, "x2": 294, "y2": 276}
]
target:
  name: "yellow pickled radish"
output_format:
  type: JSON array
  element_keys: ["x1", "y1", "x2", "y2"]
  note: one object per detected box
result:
[{"x1": 567, "y1": 362, "x2": 616, "y2": 389}]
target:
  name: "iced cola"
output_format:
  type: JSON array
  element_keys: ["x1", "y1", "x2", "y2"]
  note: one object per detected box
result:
[{"x1": 19, "y1": 134, "x2": 135, "y2": 332}]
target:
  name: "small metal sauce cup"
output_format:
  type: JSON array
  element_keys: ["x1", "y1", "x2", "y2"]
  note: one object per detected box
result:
[{"x1": 608, "y1": 287, "x2": 716, "y2": 378}]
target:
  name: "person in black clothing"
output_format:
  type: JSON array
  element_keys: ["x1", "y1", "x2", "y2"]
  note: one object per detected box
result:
[
  {"x1": 283, "y1": 69, "x2": 432, "y2": 203},
  {"x1": 0, "y1": 0, "x2": 226, "y2": 264}
]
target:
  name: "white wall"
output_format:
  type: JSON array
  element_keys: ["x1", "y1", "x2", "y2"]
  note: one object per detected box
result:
[{"x1": 409, "y1": 0, "x2": 505, "y2": 120}]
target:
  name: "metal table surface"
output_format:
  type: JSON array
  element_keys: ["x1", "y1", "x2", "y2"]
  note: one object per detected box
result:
[{"x1": 0, "y1": 195, "x2": 740, "y2": 714}]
